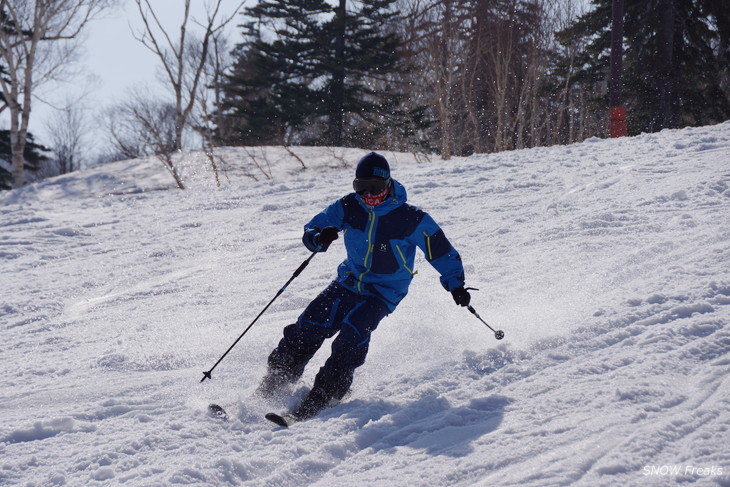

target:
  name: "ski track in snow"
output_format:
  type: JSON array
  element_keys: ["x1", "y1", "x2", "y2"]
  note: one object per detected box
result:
[{"x1": 1, "y1": 127, "x2": 729, "y2": 486}]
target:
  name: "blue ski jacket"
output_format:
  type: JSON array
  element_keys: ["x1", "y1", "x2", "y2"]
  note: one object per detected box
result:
[{"x1": 302, "y1": 179, "x2": 465, "y2": 311}]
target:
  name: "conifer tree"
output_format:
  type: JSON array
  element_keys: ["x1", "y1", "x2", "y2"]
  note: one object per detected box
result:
[
  {"x1": 220, "y1": 0, "x2": 329, "y2": 145},
  {"x1": 557, "y1": 0, "x2": 730, "y2": 134},
  {"x1": 317, "y1": 0, "x2": 405, "y2": 146},
  {"x1": 219, "y1": 0, "x2": 408, "y2": 147},
  {"x1": 0, "y1": 130, "x2": 48, "y2": 191}
]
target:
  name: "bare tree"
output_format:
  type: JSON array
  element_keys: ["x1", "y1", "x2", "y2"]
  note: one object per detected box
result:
[
  {"x1": 432, "y1": 0, "x2": 460, "y2": 159},
  {"x1": 99, "y1": 104, "x2": 147, "y2": 162},
  {"x1": 403, "y1": 0, "x2": 469, "y2": 159},
  {"x1": 397, "y1": 0, "x2": 591, "y2": 156},
  {"x1": 0, "y1": 0, "x2": 113, "y2": 188},
  {"x1": 548, "y1": 0, "x2": 589, "y2": 145},
  {"x1": 45, "y1": 101, "x2": 88, "y2": 174},
  {"x1": 102, "y1": 88, "x2": 183, "y2": 187},
  {"x1": 131, "y1": 0, "x2": 244, "y2": 188},
  {"x1": 189, "y1": 31, "x2": 232, "y2": 186}
]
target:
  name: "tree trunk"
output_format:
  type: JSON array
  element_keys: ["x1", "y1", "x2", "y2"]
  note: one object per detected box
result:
[
  {"x1": 11, "y1": 28, "x2": 40, "y2": 188},
  {"x1": 329, "y1": 0, "x2": 346, "y2": 146},
  {"x1": 472, "y1": 0, "x2": 490, "y2": 153},
  {"x1": 8, "y1": 80, "x2": 25, "y2": 187},
  {"x1": 655, "y1": 0, "x2": 675, "y2": 131},
  {"x1": 437, "y1": 0, "x2": 455, "y2": 159}
]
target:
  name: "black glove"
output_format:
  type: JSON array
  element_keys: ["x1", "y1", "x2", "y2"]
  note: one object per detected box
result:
[
  {"x1": 316, "y1": 226, "x2": 339, "y2": 248},
  {"x1": 451, "y1": 286, "x2": 471, "y2": 307}
]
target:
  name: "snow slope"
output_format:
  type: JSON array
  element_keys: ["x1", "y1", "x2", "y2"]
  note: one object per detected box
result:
[{"x1": 1, "y1": 124, "x2": 729, "y2": 487}]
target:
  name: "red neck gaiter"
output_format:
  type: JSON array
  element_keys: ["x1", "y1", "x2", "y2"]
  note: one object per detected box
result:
[{"x1": 361, "y1": 185, "x2": 390, "y2": 207}]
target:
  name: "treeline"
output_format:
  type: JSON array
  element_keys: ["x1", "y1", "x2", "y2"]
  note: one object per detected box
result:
[
  {"x1": 215, "y1": 0, "x2": 730, "y2": 158},
  {"x1": 2, "y1": 0, "x2": 729, "y2": 189}
]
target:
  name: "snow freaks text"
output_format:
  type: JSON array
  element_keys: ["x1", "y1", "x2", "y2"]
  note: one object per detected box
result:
[{"x1": 642, "y1": 465, "x2": 723, "y2": 477}]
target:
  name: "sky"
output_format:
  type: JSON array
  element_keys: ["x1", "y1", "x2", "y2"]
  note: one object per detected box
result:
[{"x1": 2, "y1": 0, "x2": 246, "y2": 159}]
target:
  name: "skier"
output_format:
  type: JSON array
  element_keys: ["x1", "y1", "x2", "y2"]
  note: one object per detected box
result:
[{"x1": 258, "y1": 152, "x2": 471, "y2": 423}]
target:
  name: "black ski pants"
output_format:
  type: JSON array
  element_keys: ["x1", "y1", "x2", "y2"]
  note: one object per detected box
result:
[{"x1": 267, "y1": 282, "x2": 391, "y2": 401}]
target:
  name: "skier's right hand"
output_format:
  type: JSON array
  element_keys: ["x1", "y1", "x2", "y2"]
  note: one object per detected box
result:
[{"x1": 316, "y1": 226, "x2": 339, "y2": 250}]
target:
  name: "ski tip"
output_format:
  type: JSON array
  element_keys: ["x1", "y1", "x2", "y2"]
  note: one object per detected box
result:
[
  {"x1": 265, "y1": 412, "x2": 294, "y2": 428},
  {"x1": 208, "y1": 403, "x2": 229, "y2": 421}
]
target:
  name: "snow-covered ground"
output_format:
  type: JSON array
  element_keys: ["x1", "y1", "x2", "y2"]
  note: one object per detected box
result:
[{"x1": 1, "y1": 124, "x2": 728, "y2": 487}]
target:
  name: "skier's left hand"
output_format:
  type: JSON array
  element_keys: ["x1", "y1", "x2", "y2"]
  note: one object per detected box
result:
[
  {"x1": 316, "y1": 226, "x2": 339, "y2": 249},
  {"x1": 451, "y1": 286, "x2": 471, "y2": 307}
]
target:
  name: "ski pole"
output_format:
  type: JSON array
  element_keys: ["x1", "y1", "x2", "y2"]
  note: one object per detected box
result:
[
  {"x1": 200, "y1": 251, "x2": 317, "y2": 382},
  {"x1": 467, "y1": 305, "x2": 504, "y2": 340}
]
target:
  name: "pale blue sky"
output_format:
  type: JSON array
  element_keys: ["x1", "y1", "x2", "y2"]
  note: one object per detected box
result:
[{"x1": 5, "y1": 0, "x2": 245, "y2": 158}]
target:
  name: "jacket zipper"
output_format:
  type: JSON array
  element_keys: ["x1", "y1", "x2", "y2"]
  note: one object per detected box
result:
[
  {"x1": 395, "y1": 245, "x2": 416, "y2": 275},
  {"x1": 422, "y1": 231, "x2": 433, "y2": 260},
  {"x1": 357, "y1": 208, "x2": 377, "y2": 293}
]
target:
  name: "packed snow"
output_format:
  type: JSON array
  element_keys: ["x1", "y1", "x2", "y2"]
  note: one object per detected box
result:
[{"x1": 1, "y1": 124, "x2": 729, "y2": 487}]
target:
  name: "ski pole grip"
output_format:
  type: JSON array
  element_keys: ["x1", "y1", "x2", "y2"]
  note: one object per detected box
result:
[
  {"x1": 292, "y1": 252, "x2": 316, "y2": 278},
  {"x1": 292, "y1": 260, "x2": 309, "y2": 278}
]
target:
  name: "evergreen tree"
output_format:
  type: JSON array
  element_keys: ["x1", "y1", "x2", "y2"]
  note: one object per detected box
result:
[
  {"x1": 557, "y1": 0, "x2": 730, "y2": 134},
  {"x1": 0, "y1": 130, "x2": 48, "y2": 191},
  {"x1": 318, "y1": 0, "x2": 405, "y2": 146},
  {"x1": 220, "y1": 0, "x2": 329, "y2": 145},
  {"x1": 219, "y1": 0, "x2": 409, "y2": 147}
]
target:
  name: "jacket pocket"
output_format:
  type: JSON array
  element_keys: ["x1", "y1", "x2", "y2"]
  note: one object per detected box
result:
[
  {"x1": 369, "y1": 237, "x2": 399, "y2": 274},
  {"x1": 395, "y1": 244, "x2": 417, "y2": 276}
]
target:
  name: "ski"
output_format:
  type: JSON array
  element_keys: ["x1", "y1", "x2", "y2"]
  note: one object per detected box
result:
[
  {"x1": 265, "y1": 391, "x2": 344, "y2": 427},
  {"x1": 208, "y1": 403, "x2": 229, "y2": 421},
  {"x1": 265, "y1": 412, "x2": 298, "y2": 428}
]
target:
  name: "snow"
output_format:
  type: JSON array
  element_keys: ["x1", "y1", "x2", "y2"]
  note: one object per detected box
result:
[{"x1": 1, "y1": 124, "x2": 729, "y2": 487}]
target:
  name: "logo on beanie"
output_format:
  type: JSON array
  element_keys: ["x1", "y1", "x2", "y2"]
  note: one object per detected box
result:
[{"x1": 373, "y1": 167, "x2": 389, "y2": 179}]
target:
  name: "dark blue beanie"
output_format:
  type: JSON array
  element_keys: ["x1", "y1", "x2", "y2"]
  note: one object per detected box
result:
[{"x1": 355, "y1": 152, "x2": 390, "y2": 179}]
